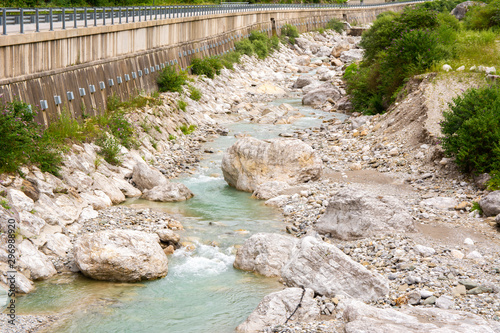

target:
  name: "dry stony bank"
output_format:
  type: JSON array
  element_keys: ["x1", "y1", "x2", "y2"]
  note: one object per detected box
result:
[{"x1": 0, "y1": 27, "x2": 498, "y2": 332}]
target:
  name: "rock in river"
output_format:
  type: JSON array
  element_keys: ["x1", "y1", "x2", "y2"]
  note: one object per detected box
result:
[
  {"x1": 221, "y1": 137, "x2": 322, "y2": 193},
  {"x1": 74, "y1": 230, "x2": 168, "y2": 282},
  {"x1": 141, "y1": 182, "x2": 194, "y2": 202},
  {"x1": 234, "y1": 233, "x2": 298, "y2": 277}
]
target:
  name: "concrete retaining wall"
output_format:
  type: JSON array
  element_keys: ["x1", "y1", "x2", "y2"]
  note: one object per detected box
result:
[{"x1": 0, "y1": 4, "x2": 411, "y2": 125}]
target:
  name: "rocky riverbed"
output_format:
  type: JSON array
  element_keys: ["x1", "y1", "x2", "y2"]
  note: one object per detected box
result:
[{"x1": 2, "y1": 26, "x2": 500, "y2": 333}]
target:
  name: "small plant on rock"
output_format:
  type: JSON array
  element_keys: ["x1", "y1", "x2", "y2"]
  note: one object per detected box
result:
[
  {"x1": 189, "y1": 85, "x2": 202, "y2": 101},
  {"x1": 177, "y1": 99, "x2": 188, "y2": 112},
  {"x1": 179, "y1": 124, "x2": 197, "y2": 135},
  {"x1": 95, "y1": 134, "x2": 123, "y2": 165}
]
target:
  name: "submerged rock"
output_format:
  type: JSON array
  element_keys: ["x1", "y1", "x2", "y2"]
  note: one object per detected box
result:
[
  {"x1": 74, "y1": 230, "x2": 168, "y2": 282},
  {"x1": 222, "y1": 137, "x2": 322, "y2": 193}
]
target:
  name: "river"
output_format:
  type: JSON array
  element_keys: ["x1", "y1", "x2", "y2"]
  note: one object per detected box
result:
[{"x1": 15, "y1": 94, "x2": 346, "y2": 332}]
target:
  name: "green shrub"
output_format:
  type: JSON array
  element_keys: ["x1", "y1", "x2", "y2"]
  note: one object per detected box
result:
[
  {"x1": 221, "y1": 51, "x2": 241, "y2": 70},
  {"x1": 417, "y1": 0, "x2": 463, "y2": 13},
  {"x1": 253, "y1": 40, "x2": 269, "y2": 59},
  {"x1": 178, "y1": 99, "x2": 188, "y2": 112},
  {"x1": 347, "y1": 7, "x2": 458, "y2": 114},
  {"x1": 102, "y1": 105, "x2": 137, "y2": 149},
  {"x1": 168, "y1": 134, "x2": 177, "y2": 141},
  {"x1": 235, "y1": 39, "x2": 254, "y2": 56},
  {"x1": 344, "y1": 63, "x2": 385, "y2": 115},
  {"x1": 464, "y1": 0, "x2": 500, "y2": 30},
  {"x1": 326, "y1": 18, "x2": 344, "y2": 33},
  {"x1": 157, "y1": 65, "x2": 188, "y2": 93},
  {"x1": 208, "y1": 57, "x2": 224, "y2": 75},
  {"x1": 269, "y1": 36, "x2": 281, "y2": 52},
  {"x1": 281, "y1": 24, "x2": 299, "y2": 44},
  {"x1": 0, "y1": 99, "x2": 62, "y2": 175},
  {"x1": 95, "y1": 134, "x2": 122, "y2": 165},
  {"x1": 179, "y1": 124, "x2": 197, "y2": 135},
  {"x1": 441, "y1": 84, "x2": 500, "y2": 175},
  {"x1": 189, "y1": 85, "x2": 202, "y2": 101},
  {"x1": 191, "y1": 57, "x2": 215, "y2": 78},
  {"x1": 190, "y1": 57, "x2": 224, "y2": 79},
  {"x1": 379, "y1": 29, "x2": 449, "y2": 101},
  {"x1": 359, "y1": 11, "x2": 401, "y2": 63},
  {"x1": 249, "y1": 30, "x2": 268, "y2": 43}
]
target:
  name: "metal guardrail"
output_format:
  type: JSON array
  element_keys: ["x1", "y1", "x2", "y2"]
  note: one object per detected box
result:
[{"x1": 0, "y1": 1, "x2": 427, "y2": 36}]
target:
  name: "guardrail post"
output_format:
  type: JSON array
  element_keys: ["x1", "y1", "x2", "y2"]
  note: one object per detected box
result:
[
  {"x1": 103, "y1": 7, "x2": 106, "y2": 26},
  {"x1": 84, "y1": 8, "x2": 87, "y2": 27},
  {"x1": 94, "y1": 8, "x2": 97, "y2": 26},
  {"x1": 20, "y1": 8, "x2": 24, "y2": 34},
  {"x1": 49, "y1": 8, "x2": 53, "y2": 31},
  {"x1": 62, "y1": 8, "x2": 66, "y2": 30},
  {"x1": 111, "y1": 7, "x2": 114, "y2": 25},
  {"x1": 74, "y1": 8, "x2": 77, "y2": 28},
  {"x1": 35, "y1": 8, "x2": 40, "y2": 32},
  {"x1": 119, "y1": 7, "x2": 121, "y2": 24}
]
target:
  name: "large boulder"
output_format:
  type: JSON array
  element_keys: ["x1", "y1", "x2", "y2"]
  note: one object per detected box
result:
[
  {"x1": 344, "y1": 299, "x2": 499, "y2": 333},
  {"x1": 221, "y1": 138, "x2": 322, "y2": 193},
  {"x1": 0, "y1": 262, "x2": 35, "y2": 294},
  {"x1": 340, "y1": 49, "x2": 364, "y2": 64},
  {"x1": 42, "y1": 233, "x2": 73, "y2": 258},
  {"x1": 331, "y1": 41, "x2": 350, "y2": 58},
  {"x1": 141, "y1": 183, "x2": 194, "y2": 202},
  {"x1": 131, "y1": 163, "x2": 167, "y2": 191},
  {"x1": 236, "y1": 288, "x2": 320, "y2": 333},
  {"x1": 302, "y1": 87, "x2": 341, "y2": 106},
  {"x1": 19, "y1": 211, "x2": 46, "y2": 237},
  {"x1": 7, "y1": 189, "x2": 34, "y2": 212},
  {"x1": 18, "y1": 240, "x2": 57, "y2": 280},
  {"x1": 314, "y1": 188, "x2": 415, "y2": 240},
  {"x1": 92, "y1": 172, "x2": 126, "y2": 204},
  {"x1": 479, "y1": 191, "x2": 500, "y2": 217},
  {"x1": 74, "y1": 230, "x2": 168, "y2": 282},
  {"x1": 292, "y1": 76, "x2": 315, "y2": 89},
  {"x1": 281, "y1": 237, "x2": 389, "y2": 302},
  {"x1": 234, "y1": 233, "x2": 299, "y2": 277},
  {"x1": 294, "y1": 38, "x2": 312, "y2": 51},
  {"x1": 451, "y1": 1, "x2": 482, "y2": 20}
]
